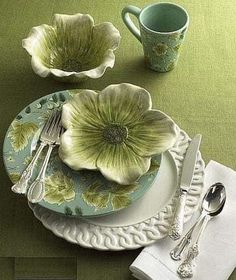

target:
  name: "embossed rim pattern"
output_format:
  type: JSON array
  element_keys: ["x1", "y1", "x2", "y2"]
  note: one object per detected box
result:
[{"x1": 29, "y1": 128, "x2": 205, "y2": 250}]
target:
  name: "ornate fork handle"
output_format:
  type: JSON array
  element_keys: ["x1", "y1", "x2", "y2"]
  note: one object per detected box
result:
[
  {"x1": 170, "y1": 213, "x2": 205, "y2": 260},
  {"x1": 11, "y1": 143, "x2": 46, "y2": 194},
  {"x1": 177, "y1": 216, "x2": 210, "y2": 278},
  {"x1": 170, "y1": 228, "x2": 193, "y2": 261},
  {"x1": 27, "y1": 144, "x2": 55, "y2": 203},
  {"x1": 177, "y1": 244, "x2": 199, "y2": 278}
]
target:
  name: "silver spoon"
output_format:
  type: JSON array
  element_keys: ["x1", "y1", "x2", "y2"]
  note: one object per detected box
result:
[
  {"x1": 177, "y1": 182, "x2": 226, "y2": 278},
  {"x1": 170, "y1": 182, "x2": 225, "y2": 261}
]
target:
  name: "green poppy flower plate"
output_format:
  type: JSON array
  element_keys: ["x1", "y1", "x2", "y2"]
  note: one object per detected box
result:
[{"x1": 3, "y1": 89, "x2": 164, "y2": 218}]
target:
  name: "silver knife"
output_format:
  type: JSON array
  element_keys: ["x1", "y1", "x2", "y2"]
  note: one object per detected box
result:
[{"x1": 169, "y1": 134, "x2": 202, "y2": 240}]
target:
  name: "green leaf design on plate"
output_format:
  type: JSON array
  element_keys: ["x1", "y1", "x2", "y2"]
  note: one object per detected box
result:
[
  {"x1": 23, "y1": 155, "x2": 33, "y2": 165},
  {"x1": 59, "y1": 92, "x2": 66, "y2": 102},
  {"x1": 38, "y1": 111, "x2": 52, "y2": 124},
  {"x1": 75, "y1": 206, "x2": 83, "y2": 216},
  {"x1": 8, "y1": 120, "x2": 38, "y2": 152},
  {"x1": 81, "y1": 179, "x2": 139, "y2": 211},
  {"x1": 16, "y1": 115, "x2": 22, "y2": 120},
  {"x1": 36, "y1": 98, "x2": 48, "y2": 109},
  {"x1": 52, "y1": 94, "x2": 58, "y2": 102},
  {"x1": 64, "y1": 206, "x2": 73, "y2": 216},
  {"x1": 9, "y1": 172, "x2": 21, "y2": 183},
  {"x1": 25, "y1": 106, "x2": 31, "y2": 114},
  {"x1": 47, "y1": 103, "x2": 54, "y2": 109},
  {"x1": 40, "y1": 98, "x2": 47, "y2": 105},
  {"x1": 44, "y1": 171, "x2": 76, "y2": 205},
  {"x1": 79, "y1": 170, "x2": 99, "y2": 186},
  {"x1": 110, "y1": 183, "x2": 138, "y2": 195},
  {"x1": 81, "y1": 183, "x2": 110, "y2": 209},
  {"x1": 47, "y1": 101, "x2": 61, "y2": 110},
  {"x1": 111, "y1": 195, "x2": 131, "y2": 210}
]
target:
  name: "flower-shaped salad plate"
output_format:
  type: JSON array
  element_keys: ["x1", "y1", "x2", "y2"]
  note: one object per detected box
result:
[
  {"x1": 3, "y1": 89, "x2": 163, "y2": 218},
  {"x1": 59, "y1": 83, "x2": 177, "y2": 185}
]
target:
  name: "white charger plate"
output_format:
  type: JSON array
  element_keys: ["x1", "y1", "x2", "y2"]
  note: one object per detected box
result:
[{"x1": 29, "y1": 127, "x2": 205, "y2": 250}]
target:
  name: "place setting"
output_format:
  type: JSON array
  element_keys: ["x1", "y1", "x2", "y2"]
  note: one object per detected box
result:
[{"x1": 2, "y1": 2, "x2": 236, "y2": 280}]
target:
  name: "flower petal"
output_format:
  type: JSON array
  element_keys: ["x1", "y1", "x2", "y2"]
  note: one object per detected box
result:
[
  {"x1": 66, "y1": 22, "x2": 120, "y2": 79},
  {"x1": 49, "y1": 22, "x2": 120, "y2": 80},
  {"x1": 72, "y1": 49, "x2": 115, "y2": 79},
  {"x1": 22, "y1": 25, "x2": 54, "y2": 57},
  {"x1": 22, "y1": 25, "x2": 56, "y2": 77},
  {"x1": 53, "y1": 13, "x2": 94, "y2": 54},
  {"x1": 62, "y1": 89, "x2": 104, "y2": 129},
  {"x1": 31, "y1": 56, "x2": 51, "y2": 77},
  {"x1": 96, "y1": 143, "x2": 151, "y2": 185},
  {"x1": 59, "y1": 127, "x2": 104, "y2": 170},
  {"x1": 127, "y1": 110, "x2": 178, "y2": 157},
  {"x1": 85, "y1": 22, "x2": 120, "y2": 71},
  {"x1": 97, "y1": 83, "x2": 152, "y2": 125},
  {"x1": 92, "y1": 22, "x2": 121, "y2": 52}
]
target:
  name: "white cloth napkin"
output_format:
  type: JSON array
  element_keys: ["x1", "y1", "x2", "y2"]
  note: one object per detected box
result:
[{"x1": 130, "y1": 160, "x2": 236, "y2": 280}]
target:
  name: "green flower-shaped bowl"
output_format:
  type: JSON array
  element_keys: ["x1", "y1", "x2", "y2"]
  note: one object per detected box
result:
[
  {"x1": 22, "y1": 13, "x2": 121, "y2": 83},
  {"x1": 59, "y1": 83, "x2": 179, "y2": 185}
]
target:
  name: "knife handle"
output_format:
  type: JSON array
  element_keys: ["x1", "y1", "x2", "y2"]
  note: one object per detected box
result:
[{"x1": 169, "y1": 189, "x2": 187, "y2": 240}]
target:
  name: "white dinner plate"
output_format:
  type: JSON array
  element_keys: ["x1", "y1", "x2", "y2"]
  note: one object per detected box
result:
[{"x1": 29, "y1": 127, "x2": 205, "y2": 250}]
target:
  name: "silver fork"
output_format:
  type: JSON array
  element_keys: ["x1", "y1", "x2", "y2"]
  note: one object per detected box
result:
[
  {"x1": 27, "y1": 112, "x2": 62, "y2": 203},
  {"x1": 11, "y1": 111, "x2": 59, "y2": 194}
]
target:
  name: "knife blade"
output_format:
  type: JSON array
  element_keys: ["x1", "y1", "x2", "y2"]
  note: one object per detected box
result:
[
  {"x1": 180, "y1": 134, "x2": 202, "y2": 191},
  {"x1": 169, "y1": 134, "x2": 202, "y2": 240}
]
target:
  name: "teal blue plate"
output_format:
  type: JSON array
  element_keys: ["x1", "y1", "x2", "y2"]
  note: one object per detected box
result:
[{"x1": 3, "y1": 90, "x2": 161, "y2": 218}]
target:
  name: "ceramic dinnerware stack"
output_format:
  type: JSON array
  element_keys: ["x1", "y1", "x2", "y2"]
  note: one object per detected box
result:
[{"x1": 3, "y1": 11, "x2": 205, "y2": 252}]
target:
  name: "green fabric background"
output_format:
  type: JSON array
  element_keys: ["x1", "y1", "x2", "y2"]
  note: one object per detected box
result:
[{"x1": 0, "y1": 0, "x2": 235, "y2": 279}]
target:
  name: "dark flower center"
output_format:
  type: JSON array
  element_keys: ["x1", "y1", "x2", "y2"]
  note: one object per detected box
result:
[
  {"x1": 60, "y1": 58, "x2": 83, "y2": 72},
  {"x1": 103, "y1": 124, "x2": 128, "y2": 144}
]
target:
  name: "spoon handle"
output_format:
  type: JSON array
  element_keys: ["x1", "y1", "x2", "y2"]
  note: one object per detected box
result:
[
  {"x1": 177, "y1": 215, "x2": 210, "y2": 278},
  {"x1": 27, "y1": 144, "x2": 54, "y2": 203},
  {"x1": 169, "y1": 189, "x2": 187, "y2": 240},
  {"x1": 170, "y1": 213, "x2": 205, "y2": 261}
]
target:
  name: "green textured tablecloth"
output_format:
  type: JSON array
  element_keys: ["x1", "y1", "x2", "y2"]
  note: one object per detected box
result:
[{"x1": 0, "y1": 0, "x2": 235, "y2": 279}]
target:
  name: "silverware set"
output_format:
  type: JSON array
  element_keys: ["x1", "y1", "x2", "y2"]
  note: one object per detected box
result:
[
  {"x1": 168, "y1": 134, "x2": 226, "y2": 278},
  {"x1": 11, "y1": 110, "x2": 63, "y2": 203}
]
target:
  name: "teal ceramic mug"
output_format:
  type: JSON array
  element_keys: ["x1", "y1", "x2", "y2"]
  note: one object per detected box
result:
[{"x1": 122, "y1": 3, "x2": 189, "y2": 72}]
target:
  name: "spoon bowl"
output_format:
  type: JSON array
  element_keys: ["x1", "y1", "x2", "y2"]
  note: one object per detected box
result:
[
  {"x1": 202, "y1": 182, "x2": 226, "y2": 216},
  {"x1": 170, "y1": 182, "x2": 226, "y2": 261}
]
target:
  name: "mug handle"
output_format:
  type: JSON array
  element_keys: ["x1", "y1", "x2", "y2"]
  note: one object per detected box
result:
[{"x1": 122, "y1": 5, "x2": 142, "y2": 42}]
